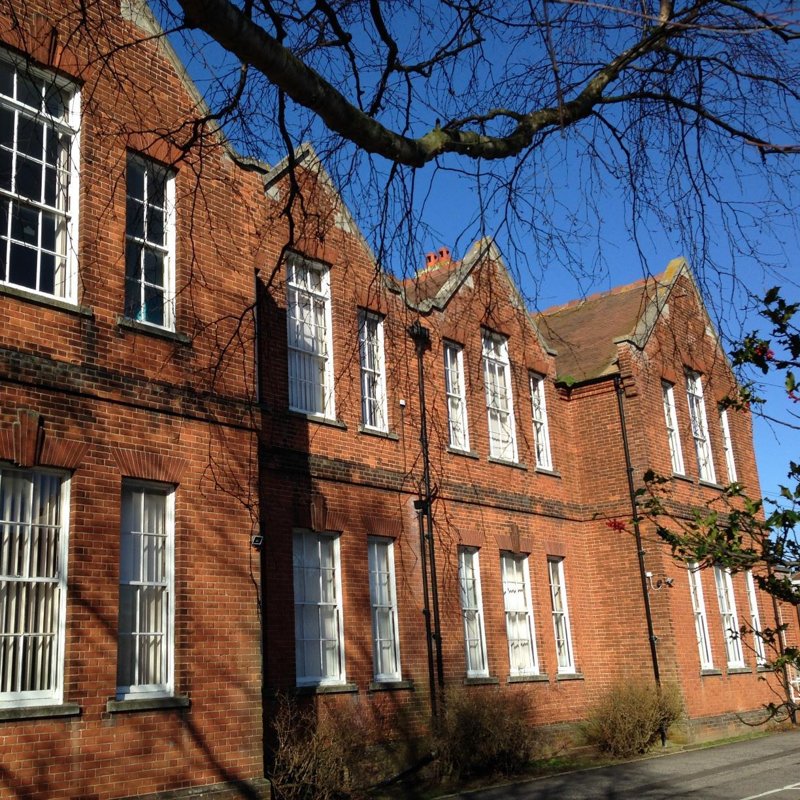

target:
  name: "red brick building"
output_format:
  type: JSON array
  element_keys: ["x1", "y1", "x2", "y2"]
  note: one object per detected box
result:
[{"x1": 0, "y1": 0, "x2": 789, "y2": 795}]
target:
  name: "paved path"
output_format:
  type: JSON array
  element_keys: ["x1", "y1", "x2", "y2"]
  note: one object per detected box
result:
[{"x1": 450, "y1": 729, "x2": 800, "y2": 800}]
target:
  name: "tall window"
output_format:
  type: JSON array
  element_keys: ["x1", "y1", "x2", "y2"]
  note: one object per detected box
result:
[
  {"x1": 444, "y1": 342, "x2": 470, "y2": 451},
  {"x1": 0, "y1": 57, "x2": 79, "y2": 300},
  {"x1": 459, "y1": 547, "x2": 488, "y2": 677},
  {"x1": 368, "y1": 538, "x2": 401, "y2": 682},
  {"x1": 719, "y1": 408, "x2": 738, "y2": 483},
  {"x1": 686, "y1": 371, "x2": 716, "y2": 483},
  {"x1": 286, "y1": 257, "x2": 334, "y2": 417},
  {"x1": 293, "y1": 531, "x2": 344, "y2": 685},
  {"x1": 501, "y1": 553, "x2": 538, "y2": 675},
  {"x1": 482, "y1": 331, "x2": 517, "y2": 462},
  {"x1": 359, "y1": 311, "x2": 387, "y2": 431},
  {"x1": 713, "y1": 565, "x2": 744, "y2": 668},
  {"x1": 0, "y1": 468, "x2": 68, "y2": 707},
  {"x1": 662, "y1": 381, "x2": 685, "y2": 475},
  {"x1": 548, "y1": 557, "x2": 575, "y2": 673},
  {"x1": 529, "y1": 374, "x2": 552, "y2": 470},
  {"x1": 688, "y1": 562, "x2": 714, "y2": 670},
  {"x1": 125, "y1": 154, "x2": 175, "y2": 329},
  {"x1": 117, "y1": 482, "x2": 174, "y2": 698},
  {"x1": 745, "y1": 570, "x2": 766, "y2": 666}
]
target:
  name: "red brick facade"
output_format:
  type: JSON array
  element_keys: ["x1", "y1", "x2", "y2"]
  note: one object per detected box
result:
[{"x1": 0, "y1": 1, "x2": 789, "y2": 797}]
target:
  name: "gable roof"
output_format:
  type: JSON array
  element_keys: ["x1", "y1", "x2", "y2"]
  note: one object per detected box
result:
[{"x1": 537, "y1": 258, "x2": 689, "y2": 384}]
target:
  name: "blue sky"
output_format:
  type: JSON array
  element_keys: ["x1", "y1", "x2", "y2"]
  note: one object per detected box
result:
[{"x1": 163, "y1": 9, "x2": 800, "y2": 505}]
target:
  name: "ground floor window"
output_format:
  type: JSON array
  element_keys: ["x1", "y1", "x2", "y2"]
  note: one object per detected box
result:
[
  {"x1": 368, "y1": 537, "x2": 401, "y2": 681},
  {"x1": 0, "y1": 467, "x2": 68, "y2": 706},
  {"x1": 117, "y1": 481, "x2": 174, "y2": 698},
  {"x1": 548, "y1": 557, "x2": 575, "y2": 673},
  {"x1": 293, "y1": 531, "x2": 345, "y2": 685}
]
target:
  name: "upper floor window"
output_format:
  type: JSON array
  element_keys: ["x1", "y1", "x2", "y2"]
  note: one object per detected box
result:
[
  {"x1": 661, "y1": 381, "x2": 685, "y2": 475},
  {"x1": 125, "y1": 154, "x2": 175, "y2": 329},
  {"x1": 548, "y1": 557, "x2": 575, "y2": 674},
  {"x1": 368, "y1": 537, "x2": 401, "y2": 682},
  {"x1": 0, "y1": 57, "x2": 79, "y2": 301},
  {"x1": 529, "y1": 373, "x2": 552, "y2": 470},
  {"x1": 686, "y1": 370, "x2": 716, "y2": 483},
  {"x1": 444, "y1": 342, "x2": 470, "y2": 452},
  {"x1": 501, "y1": 553, "x2": 538, "y2": 676},
  {"x1": 744, "y1": 569, "x2": 766, "y2": 666},
  {"x1": 713, "y1": 565, "x2": 744, "y2": 668},
  {"x1": 117, "y1": 482, "x2": 174, "y2": 699},
  {"x1": 458, "y1": 547, "x2": 488, "y2": 677},
  {"x1": 286, "y1": 257, "x2": 334, "y2": 418},
  {"x1": 359, "y1": 311, "x2": 387, "y2": 431},
  {"x1": 293, "y1": 531, "x2": 344, "y2": 685},
  {"x1": 0, "y1": 467, "x2": 69, "y2": 707},
  {"x1": 482, "y1": 331, "x2": 517, "y2": 462},
  {"x1": 688, "y1": 562, "x2": 714, "y2": 670},
  {"x1": 719, "y1": 408, "x2": 737, "y2": 483}
]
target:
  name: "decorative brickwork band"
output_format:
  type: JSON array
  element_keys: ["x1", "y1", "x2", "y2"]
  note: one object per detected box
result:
[{"x1": 111, "y1": 447, "x2": 187, "y2": 484}]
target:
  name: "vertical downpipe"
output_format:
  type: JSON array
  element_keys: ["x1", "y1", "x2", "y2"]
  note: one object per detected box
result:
[
  {"x1": 614, "y1": 375, "x2": 665, "y2": 745},
  {"x1": 409, "y1": 321, "x2": 445, "y2": 718}
]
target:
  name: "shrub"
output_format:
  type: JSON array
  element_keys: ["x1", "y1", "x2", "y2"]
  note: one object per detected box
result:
[
  {"x1": 435, "y1": 686, "x2": 537, "y2": 780},
  {"x1": 584, "y1": 680, "x2": 683, "y2": 758}
]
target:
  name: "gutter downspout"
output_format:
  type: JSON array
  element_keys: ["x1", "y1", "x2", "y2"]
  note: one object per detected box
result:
[
  {"x1": 409, "y1": 321, "x2": 445, "y2": 718},
  {"x1": 614, "y1": 374, "x2": 665, "y2": 745}
]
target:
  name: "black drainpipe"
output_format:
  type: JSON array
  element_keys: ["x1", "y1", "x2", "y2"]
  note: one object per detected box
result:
[
  {"x1": 409, "y1": 321, "x2": 445, "y2": 718},
  {"x1": 614, "y1": 374, "x2": 665, "y2": 744}
]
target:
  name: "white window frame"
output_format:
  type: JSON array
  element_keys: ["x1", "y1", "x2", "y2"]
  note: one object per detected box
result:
[
  {"x1": 686, "y1": 370, "x2": 716, "y2": 483},
  {"x1": 368, "y1": 537, "x2": 401, "y2": 682},
  {"x1": 719, "y1": 408, "x2": 738, "y2": 483},
  {"x1": 359, "y1": 311, "x2": 388, "y2": 432},
  {"x1": 482, "y1": 331, "x2": 518, "y2": 462},
  {"x1": 688, "y1": 562, "x2": 714, "y2": 670},
  {"x1": 662, "y1": 380, "x2": 685, "y2": 475},
  {"x1": 0, "y1": 54, "x2": 80, "y2": 302},
  {"x1": 745, "y1": 569, "x2": 766, "y2": 666},
  {"x1": 501, "y1": 553, "x2": 539, "y2": 676},
  {"x1": 124, "y1": 153, "x2": 176, "y2": 330},
  {"x1": 529, "y1": 373, "x2": 553, "y2": 470},
  {"x1": 293, "y1": 531, "x2": 345, "y2": 686},
  {"x1": 0, "y1": 466, "x2": 70, "y2": 708},
  {"x1": 444, "y1": 342, "x2": 470, "y2": 452},
  {"x1": 713, "y1": 565, "x2": 744, "y2": 668},
  {"x1": 458, "y1": 547, "x2": 489, "y2": 677},
  {"x1": 286, "y1": 256, "x2": 335, "y2": 418},
  {"x1": 548, "y1": 557, "x2": 575, "y2": 674},
  {"x1": 117, "y1": 481, "x2": 175, "y2": 699}
]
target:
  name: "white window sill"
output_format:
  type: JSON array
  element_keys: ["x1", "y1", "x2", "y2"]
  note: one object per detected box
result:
[
  {"x1": 726, "y1": 665, "x2": 751, "y2": 675},
  {"x1": 106, "y1": 695, "x2": 190, "y2": 713},
  {"x1": 0, "y1": 702, "x2": 81, "y2": 721},
  {"x1": 368, "y1": 679, "x2": 414, "y2": 692},
  {"x1": 447, "y1": 447, "x2": 479, "y2": 459},
  {"x1": 700, "y1": 667, "x2": 722, "y2": 676},
  {"x1": 555, "y1": 671, "x2": 584, "y2": 681},
  {"x1": 508, "y1": 673, "x2": 549, "y2": 684},
  {"x1": 358, "y1": 424, "x2": 399, "y2": 441},
  {"x1": 288, "y1": 410, "x2": 347, "y2": 430},
  {"x1": 463, "y1": 675, "x2": 499, "y2": 686},
  {"x1": 0, "y1": 283, "x2": 92, "y2": 317},
  {"x1": 116, "y1": 316, "x2": 190, "y2": 345},
  {"x1": 488, "y1": 457, "x2": 527, "y2": 471},
  {"x1": 294, "y1": 682, "x2": 358, "y2": 695}
]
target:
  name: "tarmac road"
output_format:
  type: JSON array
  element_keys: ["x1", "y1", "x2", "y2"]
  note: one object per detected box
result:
[{"x1": 450, "y1": 729, "x2": 800, "y2": 800}]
